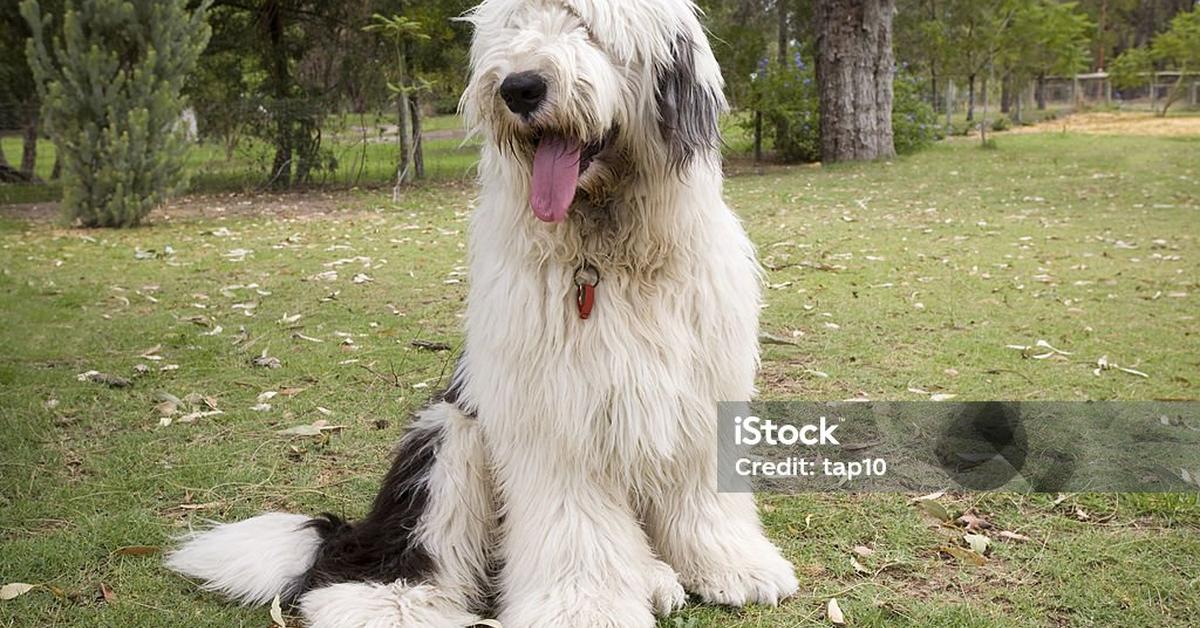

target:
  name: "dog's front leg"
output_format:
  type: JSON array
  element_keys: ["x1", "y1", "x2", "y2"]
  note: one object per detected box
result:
[
  {"x1": 493, "y1": 453, "x2": 683, "y2": 628},
  {"x1": 647, "y1": 473, "x2": 799, "y2": 607}
]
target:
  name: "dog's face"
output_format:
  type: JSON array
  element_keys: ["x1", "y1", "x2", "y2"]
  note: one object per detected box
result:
[{"x1": 462, "y1": 0, "x2": 726, "y2": 223}]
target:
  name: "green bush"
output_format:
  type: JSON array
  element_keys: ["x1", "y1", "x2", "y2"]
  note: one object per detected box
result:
[
  {"x1": 22, "y1": 0, "x2": 211, "y2": 227},
  {"x1": 991, "y1": 116, "x2": 1012, "y2": 132},
  {"x1": 745, "y1": 54, "x2": 941, "y2": 163},
  {"x1": 891, "y1": 71, "x2": 943, "y2": 154}
]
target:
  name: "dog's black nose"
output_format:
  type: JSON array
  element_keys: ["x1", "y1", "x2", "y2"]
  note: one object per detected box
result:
[{"x1": 499, "y1": 72, "x2": 547, "y2": 116}]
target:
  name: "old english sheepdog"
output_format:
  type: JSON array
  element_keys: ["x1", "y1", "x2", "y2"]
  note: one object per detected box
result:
[{"x1": 166, "y1": 0, "x2": 799, "y2": 625}]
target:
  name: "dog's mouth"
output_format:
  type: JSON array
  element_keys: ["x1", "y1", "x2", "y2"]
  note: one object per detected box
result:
[{"x1": 529, "y1": 128, "x2": 613, "y2": 223}]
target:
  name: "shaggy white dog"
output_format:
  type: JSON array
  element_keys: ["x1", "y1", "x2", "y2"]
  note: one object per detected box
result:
[{"x1": 166, "y1": 1, "x2": 798, "y2": 626}]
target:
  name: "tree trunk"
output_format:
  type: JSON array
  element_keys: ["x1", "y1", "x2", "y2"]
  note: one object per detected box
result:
[
  {"x1": 263, "y1": 0, "x2": 292, "y2": 188},
  {"x1": 930, "y1": 67, "x2": 939, "y2": 113},
  {"x1": 980, "y1": 68, "x2": 990, "y2": 146},
  {"x1": 814, "y1": 0, "x2": 896, "y2": 162},
  {"x1": 410, "y1": 93, "x2": 424, "y2": 180},
  {"x1": 773, "y1": 0, "x2": 790, "y2": 150},
  {"x1": 1035, "y1": 73, "x2": 1047, "y2": 110},
  {"x1": 1014, "y1": 81, "x2": 1024, "y2": 124},
  {"x1": 1158, "y1": 69, "x2": 1187, "y2": 117},
  {"x1": 753, "y1": 110, "x2": 763, "y2": 162},
  {"x1": 778, "y1": 0, "x2": 789, "y2": 65},
  {"x1": 21, "y1": 112, "x2": 39, "y2": 179},
  {"x1": 966, "y1": 74, "x2": 976, "y2": 122},
  {"x1": 1000, "y1": 73, "x2": 1012, "y2": 114}
]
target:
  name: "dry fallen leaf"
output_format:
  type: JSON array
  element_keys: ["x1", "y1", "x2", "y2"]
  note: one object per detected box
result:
[
  {"x1": 112, "y1": 546, "x2": 160, "y2": 556},
  {"x1": 957, "y1": 512, "x2": 993, "y2": 532},
  {"x1": 998, "y1": 530, "x2": 1031, "y2": 543},
  {"x1": 963, "y1": 533, "x2": 991, "y2": 555},
  {"x1": 940, "y1": 545, "x2": 987, "y2": 566},
  {"x1": 77, "y1": 371, "x2": 132, "y2": 388},
  {"x1": 99, "y1": 582, "x2": 115, "y2": 604},
  {"x1": 253, "y1": 349, "x2": 282, "y2": 369},
  {"x1": 277, "y1": 420, "x2": 345, "y2": 437},
  {"x1": 826, "y1": 597, "x2": 846, "y2": 625},
  {"x1": 270, "y1": 594, "x2": 287, "y2": 627},
  {"x1": 914, "y1": 498, "x2": 951, "y2": 523},
  {"x1": 852, "y1": 545, "x2": 875, "y2": 558},
  {"x1": 759, "y1": 332, "x2": 802, "y2": 347},
  {"x1": 0, "y1": 583, "x2": 34, "y2": 601}
]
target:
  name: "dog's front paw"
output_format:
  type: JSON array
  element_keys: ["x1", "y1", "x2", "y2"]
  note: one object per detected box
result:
[
  {"x1": 683, "y1": 546, "x2": 799, "y2": 607},
  {"x1": 647, "y1": 558, "x2": 687, "y2": 616}
]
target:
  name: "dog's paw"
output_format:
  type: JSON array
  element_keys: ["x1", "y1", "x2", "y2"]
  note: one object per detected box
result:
[
  {"x1": 683, "y1": 547, "x2": 798, "y2": 607},
  {"x1": 647, "y1": 559, "x2": 687, "y2": 616},
  {"x1": 502, "y1": 587, "x2": 656, "y2": 628}
]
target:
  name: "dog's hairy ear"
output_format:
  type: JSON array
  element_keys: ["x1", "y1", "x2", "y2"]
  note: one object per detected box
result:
[{"x1": 655, "y1": 34, "x2": 721, "y2": 172}]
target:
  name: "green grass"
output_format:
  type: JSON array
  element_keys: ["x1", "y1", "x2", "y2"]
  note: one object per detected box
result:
[{"x1": 1, "y1": 131, "x2": 1198, "y2": 627}]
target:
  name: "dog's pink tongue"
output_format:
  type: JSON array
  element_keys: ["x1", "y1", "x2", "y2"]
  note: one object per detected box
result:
[{"x1": 530, "y1": 134, "x2": 581, "y2": 223}]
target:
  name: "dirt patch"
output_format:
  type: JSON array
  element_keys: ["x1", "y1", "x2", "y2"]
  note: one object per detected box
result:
[
  {"x1": 1008, "y1": 111, "x2": 1200, "y2": 137},
  {"x1": 0, "y1": 181, "x2": 474, "y2": 224}
]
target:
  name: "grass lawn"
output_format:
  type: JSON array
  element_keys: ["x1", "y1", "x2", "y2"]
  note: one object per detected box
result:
[{"x1": 1, "y1": 128, "x2": 1198, "y2": 627}]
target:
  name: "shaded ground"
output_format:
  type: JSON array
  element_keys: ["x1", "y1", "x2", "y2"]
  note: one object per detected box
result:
[{"x1": 1, "y1": 130, "x2": 1198, "y2": 627}]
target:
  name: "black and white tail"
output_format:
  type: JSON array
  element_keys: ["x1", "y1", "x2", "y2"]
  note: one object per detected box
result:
[{"x1": 166, "y1": 403, "x2": 495, "y2": 628}]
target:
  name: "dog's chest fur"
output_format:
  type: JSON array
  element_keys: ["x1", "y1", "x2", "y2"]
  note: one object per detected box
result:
[{"x1": 461, "y1": 177, "x2": 760, "y2": 487}]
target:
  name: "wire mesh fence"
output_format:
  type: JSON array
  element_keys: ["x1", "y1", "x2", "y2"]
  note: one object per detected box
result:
[{"x1": 0, "y1": 99, "x2": 481, "y2": 202}]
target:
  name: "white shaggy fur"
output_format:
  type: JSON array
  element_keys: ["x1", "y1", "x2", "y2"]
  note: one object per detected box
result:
[
  {"x1": 165, "y1": 512, "x2": 321, "y2": 605},
  {"x1": 301, "y1": 583, "x2": 482, "y2": 628},
  {"x1": 455, "y1": 0, "x2": 798, "y2": 625},
  {"x1": 169, "y1": 1, "x2": 798, "y2": 625}
]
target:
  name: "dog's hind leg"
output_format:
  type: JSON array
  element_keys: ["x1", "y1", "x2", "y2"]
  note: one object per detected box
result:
[{"x1": 298, "y1": 402, "x2": 498, "y2": 627}]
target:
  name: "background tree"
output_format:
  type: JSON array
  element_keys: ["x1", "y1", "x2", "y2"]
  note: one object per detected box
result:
[
  {"x1": 998, "y1": 1, "x2": 1092, "y2": 116},
  {"x1": 814, "y1": 0, "x2": 897, "y2": 162},
  {"x1": 364, "y1": 13, "x2": 428, "y2": 196},
  {"x1": 22, "y1": 0, "x2": 211, "y2": 226},
  {"x1": 0, "y1": 2, "x2": 57, "y2": 182},
  {"x1": 1111, "y1": 6, "x2": 1200, "y2": 116}
]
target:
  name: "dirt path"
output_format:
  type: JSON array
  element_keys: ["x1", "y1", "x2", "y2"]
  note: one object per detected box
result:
[{"x1": 1007, "y1": 111, "x2": 1200, "y2": 136}]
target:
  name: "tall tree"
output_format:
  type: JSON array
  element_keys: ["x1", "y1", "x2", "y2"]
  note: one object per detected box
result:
[
  {"x1": 0, "y1": 1, "x2": 53, "y2": 180},
  {"x1": 365, "y1": 13, "x2": 427, "y2": 196},
  {"x1": 1111, "y1": 6, "x2": 1200, "y2": 116},
  {"x1": 22, "y1": 0, "x2": 211, "y2": 226},
  {"x1": 999, "y1": 1, "x2": 1092, "y2": 115},
  {"x1": 814, "y1": 0, "x2": 896, "y2": 162}
]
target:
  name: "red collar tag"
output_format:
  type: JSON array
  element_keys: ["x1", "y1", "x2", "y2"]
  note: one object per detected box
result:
[
  {"x1": 577, "y1": 283, "x2": 595, "y2": 319},
  {"x1": 574, "y1": 264, "x2": 599, "y2": 320}
]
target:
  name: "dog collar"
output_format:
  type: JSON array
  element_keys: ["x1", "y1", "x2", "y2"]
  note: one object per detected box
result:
[{"x1": 574, "y1": 264, "x2": 599, "y2": 320}]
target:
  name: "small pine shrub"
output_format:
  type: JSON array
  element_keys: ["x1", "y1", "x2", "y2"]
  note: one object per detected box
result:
[
  {"x1": 991, "y1": 116, "x2": 1012, "y2": 132},
  {"x1": 22, "y1": 0, "x2": 211, "y2": 227}
]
